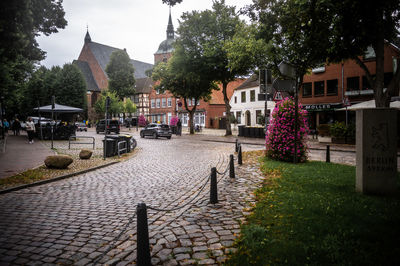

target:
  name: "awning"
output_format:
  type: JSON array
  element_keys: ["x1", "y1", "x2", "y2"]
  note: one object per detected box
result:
[
  {"x1": 34, "y1": 103, "x2": 84, "y2": 113},
  {"x1": 336, "y1": 100, "x2": 400, "y2": 111}
]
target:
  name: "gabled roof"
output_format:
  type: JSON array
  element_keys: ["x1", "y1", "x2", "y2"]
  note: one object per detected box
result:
[
  {"x1": 135, "y1": 77, "x2": 154, "y2": 94},
  {"x1": 73, "y1": 60, "x2": 100, "y2": 92},
  {"x1": 88, "y1": 42, "x2": 153, "y2": 79},
  {"x1": 234, "y1": 74, "x2": 259, "y2": 90}
]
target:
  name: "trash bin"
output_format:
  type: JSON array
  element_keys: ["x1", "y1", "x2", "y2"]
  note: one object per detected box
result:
[
  {"x1": 119, "y1": 134, "x2": 132, "y2": 152},
  {"x1": 238, "y1": 125, "x2": 244, "y2": 137},
  {"x1": 107, "y1": 135, "x2": 126, "y2": 155},
  {"x1": 103, "y1": 138, "x2": 117, "y2": 157}
]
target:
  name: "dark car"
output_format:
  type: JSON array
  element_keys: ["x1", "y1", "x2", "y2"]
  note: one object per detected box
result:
[
  {"x1": 75, "y1": 122, "x2": 87, "y2": 132},
  {"x1": 140, "y1": 123, "x2": 172, "y2": 139},
  {"x1": 96, "y1": 119, "x2": 120, "y2": 134}
]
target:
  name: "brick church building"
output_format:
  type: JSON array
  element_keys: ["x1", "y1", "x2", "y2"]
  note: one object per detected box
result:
[{"x1": 74, "y1": 30, "x2": 153, "y2": 121}]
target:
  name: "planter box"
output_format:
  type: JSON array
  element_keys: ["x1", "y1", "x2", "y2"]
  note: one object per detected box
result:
[
  {"x1": 332, "y1": 137, "x2": 346, "y2": 144},
  {"x1": 318, "y1": 136, "x2": 332, "y2": 143}
]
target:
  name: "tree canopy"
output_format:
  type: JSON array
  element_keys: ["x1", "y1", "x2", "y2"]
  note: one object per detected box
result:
[
  {"x1": 105, "y1": 50, "x2": 136, "y2": 99},
  {"x1": 176, "y1": 0, "x2": 248, "y2": 135},
  {"x1": 94, "y1": 91, "x2": 124, "y2": 117},
  {"x1": 0, "y1": 0, "x2": 67, "y2": 118},
  {"x1": 248, "y1": 0, "x2": 400, "y2": 107}
]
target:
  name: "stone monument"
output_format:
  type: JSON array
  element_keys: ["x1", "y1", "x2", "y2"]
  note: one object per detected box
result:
[{"x1": 356, "y1": 108, "x2": 398, "y2": 195}]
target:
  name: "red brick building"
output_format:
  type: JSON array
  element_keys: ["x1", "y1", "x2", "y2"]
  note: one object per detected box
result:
[
  {"x1": 300, "y1": 43, "x2": 400, "y2": 129},
  {"x1": 74, "y1": 30, "x2": 153, "y2": 121}
]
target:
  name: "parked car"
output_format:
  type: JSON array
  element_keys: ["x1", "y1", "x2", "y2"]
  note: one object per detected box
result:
[
  {"x1": 124, "y1": 117, "x2": 137, "y2": 127},
  {"x1": 75, "y1": 122, "x2": 87, "y2": 132},
  {"x1": 96, "y1": 119, "x2": 120, "y2": 134},
  {"x1": 140, "y1": 123, "x2": 172, "y2": 139}
]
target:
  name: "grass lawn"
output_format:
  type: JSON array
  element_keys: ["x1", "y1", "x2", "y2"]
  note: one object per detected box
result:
[{"x1": 226, "y1": 157, "x2": 400, "y2": 265}]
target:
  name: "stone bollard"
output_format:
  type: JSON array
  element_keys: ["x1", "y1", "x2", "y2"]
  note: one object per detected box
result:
[
  {"x1": 229, "y1": 154, "x2": 235, "y2": 178},
  {"x1": 136, "y1": 203, "x2": 151, "y2": 266},
  {"x1": 238, "y1": 144, "x2": 243, "y2": 165},
  {"x1": 235, "y1": 139, "x2": 239, "y2": 153},
  {"x1": 210, "y1": 167, "x2": 218, "y2": 204},
  {"x1": 326, "y1": 145, "x2": 330, "y2": 163}
]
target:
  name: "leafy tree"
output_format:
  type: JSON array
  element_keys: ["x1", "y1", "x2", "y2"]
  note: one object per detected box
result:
[
  {"x1": 56, "y1": 63, "x2": 87, "y2": 111},
  {"x1": 152, "y1": 45, "x2": 217, "y2": 134},
  {"x1": 249, "y1": 0, "x2": 400, "y2": 107},
  {"x1": 124, "y1": 98, "x2": 137, "y2": 117},
  {"x1": 105, "y1": 50, "x2": 136, "y2": 99},
  {"x1": 176, "y1": 0, "x2": 250, "y2": 136},
  {"x1": 94, "y1": 91, "x2": 124, "y2": 118},
  {"x1": 161, "y1": 0, "x2": 182, "y2": 6},
  {"x1": 0, "y1": 0, "x2": 67, "y2": 118}
]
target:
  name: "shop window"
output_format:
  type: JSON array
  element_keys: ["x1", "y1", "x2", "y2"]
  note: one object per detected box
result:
[
  {"x1": 314, "y1": 81, "x2": 325, "y2": 96},
  {"x1": 327, "y1": 79, "x2": 338, "y2": 95},
  {"x1": 250, "y1": 90, "x2": 255, "y2": 102},
  {"x1": 347, "y1": 76, "x2": 359, "y2": 91},
  {"x1": 241, "y1": 91, "x2": 246, "y2": 103},
  {"x1": 302, "y1": 82, "x2": 312, "y2": 97}
]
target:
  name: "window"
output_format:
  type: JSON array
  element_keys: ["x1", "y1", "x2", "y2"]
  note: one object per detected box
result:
[
  {"x1": 236, "y1": 111, "x2": 241, "y2": 124},
  {"x1": 256, "y1": 110, "x2": 263, "y2": 125},
  {"x1": 362, "y1": 75, "x2": 375, "y2": 90},
  {"x1": 327, "y1": 79, "x2": 338, "y2": 95},
  {"x1": 167, "y1": 112, "x2": 172, "y2": 124},
  {"x1": 234, "y1": 96, "x2": 237, "y2": 104},
  {"x1": 151, "y1": 99, "x2": 155, "y2": 108},
  {"x1": 250, "y1": 90, "x2": 255, "y2": 102},
  {"x1": 162, "y1": 98, "x2": 166, "y2": 108},
  {"x1": 156, "y1": 99, "x2": 160, "y2": 108},
  {"x1": 314, "y1": 81, "x2": 325, "y2": 96},
  {"x1": 187, "y1": 98, "x2": 191, "y2": 106},
  {"x1": 347, "y1": 77, "x2": 359, "y2": 91},
  {"x1": 241, "y1": 91, "x2": 246, "y2": 103},
  {"x1": 167, "y1": 98, "x2": 172, "y2": 107},
  {"x1": 156, "y1": 89, "x2": 160, "y2": 94},
  {"x1": 302, "y1": 82, "x2": 312, "y2": 97}
]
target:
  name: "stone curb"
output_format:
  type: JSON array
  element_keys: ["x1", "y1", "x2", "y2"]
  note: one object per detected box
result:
[{"x1": 0, "y1": 161, "x2": 119, "y2": 195}]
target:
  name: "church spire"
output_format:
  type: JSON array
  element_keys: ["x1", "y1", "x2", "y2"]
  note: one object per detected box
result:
[
  {"x1": 85, "y1": 25, "x2": 91, "y2": 43},
  {"x1": 166, "y1": 6, "x2": 174, "y2": 40}
]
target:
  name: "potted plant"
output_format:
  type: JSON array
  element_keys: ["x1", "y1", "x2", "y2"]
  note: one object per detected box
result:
[{"x1": 317, "y1": 124, "x2": 332, "y2": 143}]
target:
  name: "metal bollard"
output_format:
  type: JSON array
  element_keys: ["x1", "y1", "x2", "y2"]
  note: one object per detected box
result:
[
  {"x1": 210, "y1": 167, "x2": 218, "y2": 204},
  {"x1": 235, "y1": 139, "x2": 239, "y2": 153},
  {"x1": 238, "y1": 144, "x2": 243, "y2": 165},
  {"x1": 136, "y1": 203, "x2": 151, "y2": 266},
  {"x1": 326, "y1": 145, "x2": 330, "y2": 163},
  {"x1": 229, "y1": 154, "x2": 235, "y2": 178}
]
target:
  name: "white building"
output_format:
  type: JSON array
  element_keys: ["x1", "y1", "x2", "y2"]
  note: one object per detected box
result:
[{"x1": 230, "y1": 74, "x2": 276, "y2": 127}]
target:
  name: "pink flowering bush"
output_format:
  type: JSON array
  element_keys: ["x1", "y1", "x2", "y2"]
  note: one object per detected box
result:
[
  {"x1": 138, "y1": 114, "x2": 147, "y2": 127},
  {"x1": 170, "y1": 116, "x2": 178, "y2": 126},
  {"x1": 266, "y1": 97, "x2": 309, "y2": 162}
]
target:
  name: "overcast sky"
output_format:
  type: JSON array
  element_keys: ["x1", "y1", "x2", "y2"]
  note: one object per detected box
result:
[{"x1": 37, "y1": 0, "x2": 253, "y2": 68}]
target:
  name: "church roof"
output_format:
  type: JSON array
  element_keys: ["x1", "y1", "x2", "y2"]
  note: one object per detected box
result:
[
  {"x1": 155, "y1": 9, "x2": 175, "y2": 55},
  {"x1": 73, "y1": 60, "x2": 100, "y2": 92},
  {"x1": 87, "y1": 41, "x2": 153, "y2": 79}
]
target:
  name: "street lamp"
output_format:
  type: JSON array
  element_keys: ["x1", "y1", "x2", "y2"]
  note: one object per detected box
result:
[{"x1": 103, "y1": 96, "x2": 111, "y2": 160}]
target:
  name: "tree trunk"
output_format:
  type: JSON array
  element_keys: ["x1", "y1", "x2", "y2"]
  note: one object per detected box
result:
[
  {"x1": 188, "y1": 109, "x2": 194, "y2": 134},
  {"x1": 222, "y1": 82, "x2": 232, "y2": 136}
]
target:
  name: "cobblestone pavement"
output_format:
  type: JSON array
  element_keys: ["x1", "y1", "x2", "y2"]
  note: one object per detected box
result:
[{"x1": 0, "y1": 132, "x2": 264, "y2": 265}]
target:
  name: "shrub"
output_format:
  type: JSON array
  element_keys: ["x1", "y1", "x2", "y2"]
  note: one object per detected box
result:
[
  {"x1": 138, "y1": 114, "x2": 147, "y2": 127},
  {"x1": 330, "y1": 121, "x2": 347, "y2": 138},
  {"x1": 317, "y1": 124, "x2": 331, "y2": 137},
  {"x1": 170, "y1": 116, "x2": 178, "y2": 126},
  {"x1": 266, "y1": 97, "x2": 309, "y2": 162}
]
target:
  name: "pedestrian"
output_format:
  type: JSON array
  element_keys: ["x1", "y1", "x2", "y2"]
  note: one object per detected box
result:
[
  {"x1": 3, "y1": 119, "x2": 9, "y2": 135},
  {"x1": 177, "y1": 119, "x2": 182, "y2": 136},
  {"x1": 25, "y1": 117, "x2": 35, "y2": 144},
  {"x1": 12, "y1": 119, "x2": 21, "y2": 136}
]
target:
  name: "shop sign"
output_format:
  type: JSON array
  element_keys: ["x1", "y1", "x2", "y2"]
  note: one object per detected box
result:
[{"x1": 304, "y1": 104, "x2": 333, "y2": 111}]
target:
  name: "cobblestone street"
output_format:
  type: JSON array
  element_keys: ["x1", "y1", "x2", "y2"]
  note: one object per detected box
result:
[{"x1": 0, "y1": 133, "x2": 264, "y2": 265}]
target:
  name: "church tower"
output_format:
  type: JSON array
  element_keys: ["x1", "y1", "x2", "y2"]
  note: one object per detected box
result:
[{"x1": 154, "y1": 8, "x2": 175, "y2": 64}]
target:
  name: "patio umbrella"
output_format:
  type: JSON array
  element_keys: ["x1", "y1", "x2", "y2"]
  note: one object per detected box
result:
[{"x1": 33, "y1": 103, "x2": 84, "y2": 113}]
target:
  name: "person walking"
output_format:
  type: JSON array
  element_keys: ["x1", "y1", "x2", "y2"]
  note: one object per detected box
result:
[
  {"x1": 177, "y1": 119, "x2": 182, "y2": 136},
  {"x1": 12, "y1": 119, "x2": 21, "y2": 136},
  {"x1": 3, "y1": 119, "x2": 9, "y2": 135},
  {"x1": 25, "y1": 117, "x2": 35, "y2": 144}
]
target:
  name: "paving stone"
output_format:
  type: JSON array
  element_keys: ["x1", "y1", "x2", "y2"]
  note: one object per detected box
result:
[
  {"x1": 193, "y1": 246, "x2": 208, "y2": 252},
  {"x1": 192, "y1": 252, "x2": 209, "y2": 260},
  {"x1": 198, "y1": 258, "x2": 216, "y2": 264}
]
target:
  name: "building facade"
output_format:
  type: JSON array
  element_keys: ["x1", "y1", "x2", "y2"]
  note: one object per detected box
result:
[
  {"x1": 75, "y1": 31, "x2": 153, "y2": 121},
  {"x1": 300, "y1": 43, "x2": 400, "y2": 129}
]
